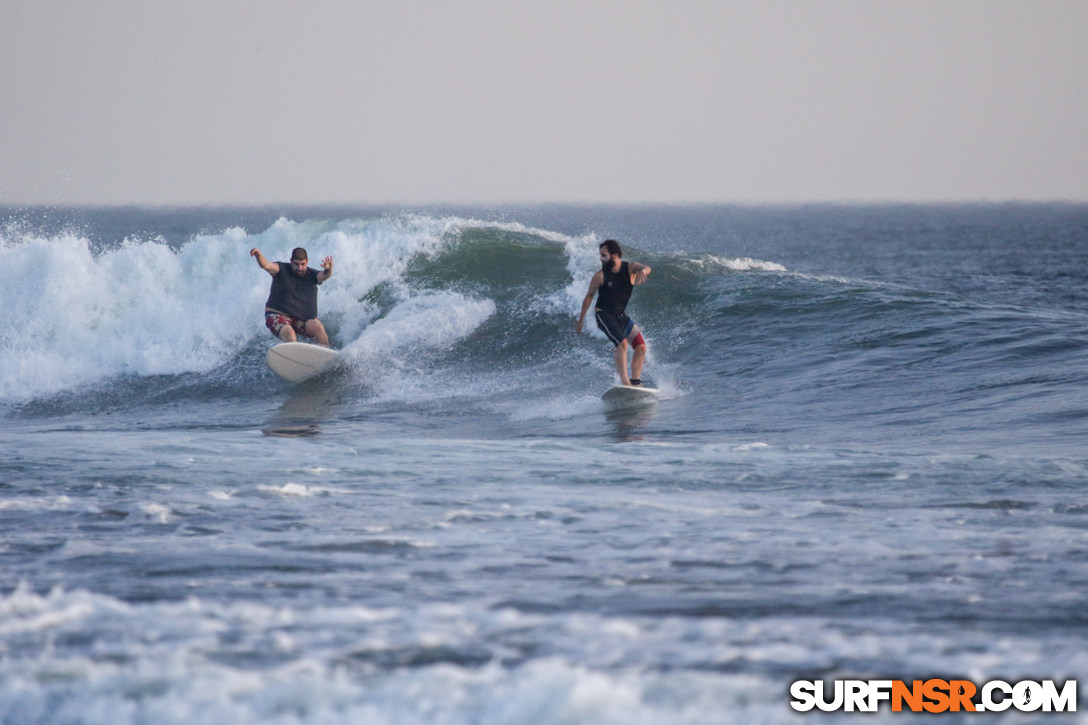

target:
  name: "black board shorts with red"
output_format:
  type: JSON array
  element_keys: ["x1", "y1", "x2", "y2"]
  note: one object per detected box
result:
[{"x1": 595, "y1": 309, "x2": 636, "y2": 348}]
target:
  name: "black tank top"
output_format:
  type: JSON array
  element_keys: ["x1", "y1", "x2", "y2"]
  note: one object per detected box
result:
[{"x1": 596, "y1": 261, "x2": 633, "y2": 315}]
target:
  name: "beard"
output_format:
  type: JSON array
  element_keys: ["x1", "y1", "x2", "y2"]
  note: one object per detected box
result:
[{"x1": 601, "y1": 257, "x2": 615, "y2": 272}]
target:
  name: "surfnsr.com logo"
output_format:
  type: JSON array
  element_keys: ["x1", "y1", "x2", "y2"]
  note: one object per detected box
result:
[{"x1": 790, "y1": 679, "x2": 1077, "y2": 714}]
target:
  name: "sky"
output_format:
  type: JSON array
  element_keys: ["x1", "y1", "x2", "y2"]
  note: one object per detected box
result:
[{"x1": 2, "y1": 0, "x2": 1087, "y2": 206}]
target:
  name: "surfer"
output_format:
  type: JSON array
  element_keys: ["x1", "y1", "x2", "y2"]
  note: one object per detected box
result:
[
  {"x1": 576, "y1": 239, "x2": 652, "y2": 386},
  {"x1": 250, "y1": 246, "x2": 333, "y2": 347}
]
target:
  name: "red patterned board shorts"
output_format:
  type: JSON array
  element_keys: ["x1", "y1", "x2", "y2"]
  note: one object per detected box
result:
[{"x1": 265, "y1": 311, "x2": 307, "y2": 338}]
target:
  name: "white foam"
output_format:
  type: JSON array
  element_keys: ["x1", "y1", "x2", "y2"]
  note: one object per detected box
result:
[
  {"x1": 0, "y1": 228, "x2": 258, "y2": 402},
  {"x1": 0, "y1": 495, "x2": 74, "y2": 512},
  {"x1": 256, "y1": 482, "x2": 348, "y2": 497},
  {"x1": 138, "y1": 503, "x2": 173, "y2": 523},
  {"x1": 700, "y1": 255, "x2": 786, "y2": 272},
  {"x1": 4, "y1": 582, "x2": 1087, "y2": 725},
  {"x1": 0, "y1": 585, "x2": 803, "y2": 725},
  {"x1": 0, "y1": 215, "x2": 476, "y2": 403},
  {"x1": 340, "y1": 291, "x2": 495, "y2": 399},
  {"x1": 550, "y1": 234, "x2": 605, "y2": 325},
  {"x1": 508, "y1": 393, "x2": 603, "y2": 422}
]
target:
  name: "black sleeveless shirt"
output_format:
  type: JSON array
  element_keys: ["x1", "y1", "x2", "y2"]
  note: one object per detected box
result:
[{"x1": 596, "y1": 261, "x2": 633, "y2": 315}]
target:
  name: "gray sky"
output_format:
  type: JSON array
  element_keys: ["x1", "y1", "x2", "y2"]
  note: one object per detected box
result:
[{"x1": 2, "y1": 1, "x2": 1087, "y2": 205}]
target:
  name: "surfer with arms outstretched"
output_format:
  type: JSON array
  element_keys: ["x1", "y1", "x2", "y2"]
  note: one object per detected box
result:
[
  {"x1": 251, "y1": 246, "x2": 333, "y2": 347},
  {"x1": 576, "y1": 239, "x2": 651, "y2": 386}
]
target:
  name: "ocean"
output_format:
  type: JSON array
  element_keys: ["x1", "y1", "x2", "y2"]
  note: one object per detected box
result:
[{"x1": 0, "y1": 203, "x2": 1085, "y2": 723}]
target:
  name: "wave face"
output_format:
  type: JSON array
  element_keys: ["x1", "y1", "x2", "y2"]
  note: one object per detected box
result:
[{"x1": 3, "y1": 205, "x2": 1087, "y2": 453}]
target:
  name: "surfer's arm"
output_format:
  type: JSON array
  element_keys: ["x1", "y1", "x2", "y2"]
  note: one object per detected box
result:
[
  {"x1": 630, "y1": 262, "x2": 651, "y2": 285},
  {"x1": 576, "y1": 272, "x2": 602, "y2": 334},
  {"x1": 317, "y1": 256, "x2": 333, "y2": 282},
  {"x1": 250, "y1": 248, "x2": 279, "y2": 275}
]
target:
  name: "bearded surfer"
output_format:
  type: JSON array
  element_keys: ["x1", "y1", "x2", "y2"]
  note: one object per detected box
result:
[{"x1": 575, "y1": 239, "x2": 652, "y2": 386}]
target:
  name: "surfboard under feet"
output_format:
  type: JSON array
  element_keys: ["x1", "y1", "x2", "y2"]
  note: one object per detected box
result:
[
  {"x1": 601, "y1": 384, "x2": 659, "y2": 408},
  {"x1": 266, "y1": 342, "x2": 340, "y2": 383}
]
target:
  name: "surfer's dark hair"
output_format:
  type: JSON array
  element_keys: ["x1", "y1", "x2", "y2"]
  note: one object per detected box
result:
[
  {"x1": 599, "y1": 239, "x2": 622, "y2": 257},
  {"x1": 291, "y1": 247, "x2": 308, "y2": 261}
]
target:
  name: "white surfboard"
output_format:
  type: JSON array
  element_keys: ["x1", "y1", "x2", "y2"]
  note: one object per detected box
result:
[
  {"x1": 602, "y1": 384, "x2": 659, "y2": 408},
  {"x1": 266, "y1": 342, "x2": 340, "y2": 383}
]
